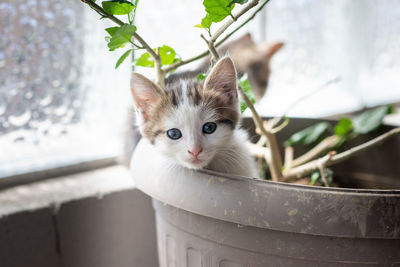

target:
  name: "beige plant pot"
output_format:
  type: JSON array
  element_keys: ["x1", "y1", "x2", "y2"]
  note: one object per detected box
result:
[{"x1": 130, "y1": 118, "x2": 400, "y2": 266}]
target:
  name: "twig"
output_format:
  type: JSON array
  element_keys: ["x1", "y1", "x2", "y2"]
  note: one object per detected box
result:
[
  {"x1": 283, "y1": 128, "x2": 400, "y2": 180},
  {"x1": 247, "y1": 142, "x2": 271, "y2": 161},
  {"x1": 269, "y1": 117, "x2": 289, "y2": 134},
  {"x1": 200, "y1": 34, "x2": 219, "y2": 62},
  {"x1": 210, "y1": 0, "x2": 260, "y2": 43},
  {"x1": 256, "y1": 135, "x2": 267, "y2": 146},
  {"x1": 153, "y1": 48, "x2": 165, "y2": 87},
  {"x1": 238, "y1": 87, "x2": 283, "y2": 181},
  {"x1": 163, "y1": 50, "x2": 210, "y2": 73},
  {"x1": 215, "y1": 0, "x2": 270, "y2": 47},
  {"x1": 284, "y1": 146, "x2": 294, "y2": 171},
  {"x1": 264, "y1": 118, "x2": 280, "y2": 130},
  {"x1": 327, "y1": 128, "x2": 400, "y2": 165},
  {"x1": 82, "y1": 0, "x2": 124, "y2": 25},
  {"x1": 282, "y1": 152, "x2": 335, "y2": 182},
  {"x1": 318, "y1": 164, "x2": 330, "y2": 187},
  {"x1": 291, "y1": 135, "x2": 342, "y2": 168}
]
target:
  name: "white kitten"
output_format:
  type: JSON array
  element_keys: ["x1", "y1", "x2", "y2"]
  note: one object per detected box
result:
[{"x1": 130, "y1": 57, "x2": 258, "y2": 177}]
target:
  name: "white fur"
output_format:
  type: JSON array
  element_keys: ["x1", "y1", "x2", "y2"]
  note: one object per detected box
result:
[
  {"x1": 132, "y1": 58, "x2": 258, "y2": 178},
  {"x1": 151, "y1": 103, "x2": 258, "y2": 178}
]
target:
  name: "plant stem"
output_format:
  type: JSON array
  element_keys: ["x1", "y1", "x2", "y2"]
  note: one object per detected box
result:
[
  {"x1": 284, "y1": 146, "x2": 294, "y2": 170},
  {"x1": 163, "y1": 51, "x2": 211, "y2": 73},
  {"x1": 290, "y1": 135, "x2": 342, "y2": 168},
  {"x1": 216, "y1": 0, "x2": 270, "y2": 47},
  {"x1": 200, "y1": 34, "x2": 220, "y2": 62},
  {"x1": 237, "y1": 87, "x2": 283, "y2": 181},
  {"x1": 81, "y1": 0, "x2": 158, "y2": 70},
  {"x1": 153, "y1": 48, "x2": 165, "y2": 87},
  {"x1": 210, "y1": 0, "x2": 260, "y2": 43},
  {"x1": 318, "y1": 165, "x2": 330, "y2": 187},
  {"x1": 283, "y1": 128, "x2": 400, "y2": 181},
  {"x1": 247, "y1": 142, "x2": 271, "y2": 160}
]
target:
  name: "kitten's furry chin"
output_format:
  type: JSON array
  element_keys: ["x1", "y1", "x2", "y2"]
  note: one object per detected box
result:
[
  {"x1": 180, "y1": 161, "x2": 207, "y2": 170},
  {"x1": 179, "y1": 155, "x2": 213, "y2": 170}
]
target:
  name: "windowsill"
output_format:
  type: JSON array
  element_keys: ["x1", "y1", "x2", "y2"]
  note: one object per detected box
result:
[{"x1": 0, "y1": 165, "x2": 135, "y2": 217}]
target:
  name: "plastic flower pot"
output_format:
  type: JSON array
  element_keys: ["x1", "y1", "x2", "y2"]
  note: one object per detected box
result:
[{"x1": 130, "y1": 118, "x2": 400, "y2": 266}]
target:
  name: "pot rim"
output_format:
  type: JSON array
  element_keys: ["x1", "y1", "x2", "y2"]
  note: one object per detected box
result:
[
  {"x1": 199, "y1": 168, "x2": 400, "y2": 195},
  {"x1": 131, "y1": 139, "x2": 400, "y2": 239}
]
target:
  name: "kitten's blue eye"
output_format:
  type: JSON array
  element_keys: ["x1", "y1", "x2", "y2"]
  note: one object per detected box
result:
[
  {"x1": 202, "y1": 122, "x2": 217, "y2": 134},
  {"x1": 167, "y1": 128, "x2": 182, "y2": 140}
]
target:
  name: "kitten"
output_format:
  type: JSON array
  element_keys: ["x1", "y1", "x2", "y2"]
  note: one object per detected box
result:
[
  {"x1": 166, "y1": 33, "x2": 283, "y2": 101},
  {"x1": 122, "y1": 34, "x2": 282, "y2": 166},
  {"x1": 130, "y1": 57, "x2": 258, "y2": 177}
]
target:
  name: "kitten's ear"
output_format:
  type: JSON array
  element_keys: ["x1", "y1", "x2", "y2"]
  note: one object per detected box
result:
[
  {"x1": 258, "y1": 42, "x2": 284, "y2": 59},
  {"x1": 204, "y1": 57, "x2": 238, "y2": 102},
  {"x1": 130, "y1": 73, "x2": 162, "y2": 120}
]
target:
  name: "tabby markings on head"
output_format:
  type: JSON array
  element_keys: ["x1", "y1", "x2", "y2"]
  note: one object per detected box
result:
[{"x1": 131, "y1": 57, "x2": 239, "y2": 145}]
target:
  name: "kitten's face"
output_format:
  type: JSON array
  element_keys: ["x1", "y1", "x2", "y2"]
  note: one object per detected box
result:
[
  {"x1": 155, "y1": 97, "x2": 234, "y2": 169},
  {"x1": 131, "y1": 57, "x2": 239, "y2": 170}
]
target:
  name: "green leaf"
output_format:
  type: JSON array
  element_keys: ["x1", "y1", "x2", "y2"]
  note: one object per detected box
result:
[
  {"x1": 107, "y1": 24, "x2": 136, "y2": 51},
  {"x1": 310, "y1": 171, "x2": 320, "y2": 186},
  {"x1": 285, "y1": 122, "x2": 330, "y2": 146},
  {"x1": 159, "y1": 45, "x2": 177, "y2": 66},
  {"x1": 352, "y1": 105, "x2": 392, "y2": 134},
  {"x1": 102, "y1": 0, "x2": 135, "y2": 15},
  {"x1": 195, "y1": 14, "x2": 212, "y2": 29},
  {"x1": 133, "y1": 45, "x2": 179, "y2": 68},
  {"x1": 105, "y1": 26, "x2": 119, "y2": 36},
  {"x1": 334, "y1": 117, "x2": 353, "y2": 136},
  {"x1": 203, "y1": 0, "x2": 235, "y2": 23},
  {"x1": 197, "y1": 73, "x2": 206, "y2": 81},
  {"x1": 228, "y1": 0, "x2": 248, "y2": 7},
  {"x1": 115, "y1": 49, "x2": 132, "y2": 69},
  {"x1": 238, "y1": 73, "x2": 255, "y2": 113},
  {"x1": 134, "y1": 52, "x2": 154, "y2": 68},
  {"x1": 310, "y1": 168, "x2": 333, "y2": 186}
]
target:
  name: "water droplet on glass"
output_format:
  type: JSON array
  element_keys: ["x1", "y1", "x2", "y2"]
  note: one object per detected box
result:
[
  {"x1": 0, "y1": 95, "x2": 5, "y2": 115},
  {"x1": 40, "y1": 95, "x2": 52, "y2": 106},
  {"x1": 48, "y1": 124, "x2": 66, "y2": 137},
  {"x1": 13, "y1": 136, "x2": 25, "y2": 143},
  {"x1": 72, "y1": 100, "x2": 81, "y2": 107},
  {"x1": 51, "y1": 80, "x2": 61, "y2": 87},
  {"x1": 55, "y1": 105, "x2": 67, "y2": 116},
  {"x1": 0, "y1": 104, "x2": 5, "y2": 116},
  {"x1": 9, "y1": 89, "x2": 17, "y2": 96},
  {"x1": 25, "y1": 91, "x2": 33, "y2": 99},
  {"x1": 9, "y1": 110, "x2": 31, "y2": 127}
]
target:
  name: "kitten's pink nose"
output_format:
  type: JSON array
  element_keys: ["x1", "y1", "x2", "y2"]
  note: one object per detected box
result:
[{"x1": 188, "y1": 147, "x2": 203, "y2": 157}]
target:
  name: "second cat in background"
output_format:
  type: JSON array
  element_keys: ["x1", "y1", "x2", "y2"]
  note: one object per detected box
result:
[{"x1": 166, "y1": 33, "x2": 284, "y2": 101}]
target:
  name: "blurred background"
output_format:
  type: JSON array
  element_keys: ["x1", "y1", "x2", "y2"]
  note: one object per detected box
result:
[{"x1": 0, "y1": 0, "x2": 399, "y2": 266}]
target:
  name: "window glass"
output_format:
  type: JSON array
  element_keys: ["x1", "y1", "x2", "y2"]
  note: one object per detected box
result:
[
  {"x1": 0, "y1": 0, "x2": 131, "y2": 178},
  {"x1": 260, "y1": 0, "x2": 400, "y2": 117}
]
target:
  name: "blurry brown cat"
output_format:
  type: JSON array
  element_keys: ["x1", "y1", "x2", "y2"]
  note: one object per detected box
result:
[{"x1": 166, "y1": 33, "x2": 283, "y2": 101}]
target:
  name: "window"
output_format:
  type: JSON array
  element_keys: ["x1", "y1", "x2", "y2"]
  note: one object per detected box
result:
[
  {"x1": 1, "y1": 0, "x2": 399, "y2": 181},
  {"x1": 0, "y1": 0, "x2": 131, "y2": 179},
  {"x1": 260, "y1": 0, "x2": 400, "y2": 117}
]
